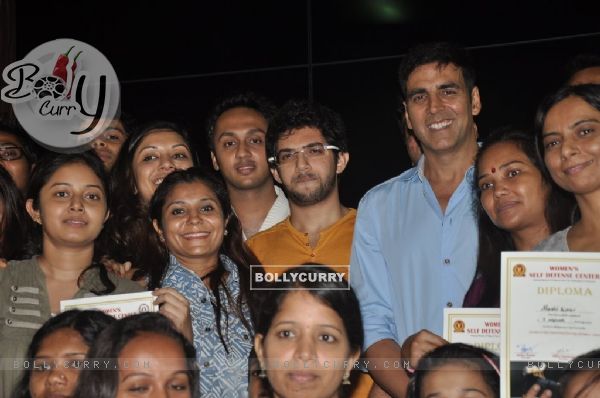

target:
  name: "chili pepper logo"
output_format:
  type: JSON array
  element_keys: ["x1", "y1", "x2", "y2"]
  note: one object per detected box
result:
[{"x1": 1, "y1": 38, "x2": 120, "y2": 152}]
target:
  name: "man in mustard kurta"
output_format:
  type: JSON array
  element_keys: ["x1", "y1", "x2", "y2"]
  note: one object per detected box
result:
[
  {"x1": 247, "y1": 100, "x2": 353, "y2": 274},
  {"x1": 247, "y1": 100, "x2": 379, "y2": 398}
]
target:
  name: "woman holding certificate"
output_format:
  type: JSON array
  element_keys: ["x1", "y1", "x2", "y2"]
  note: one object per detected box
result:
[
  {"x1": 149, "y1": 167, "x2": 260, "y2": 397},
  {"x1": 0, "y1": 153, "x2": 143, "y2": 397},
  {"x1": 464, "y1": 128, "x2": 574, "y2": 307},
  {"x1": 535, "y1": 84, "x2": 600, "y2": 252}
]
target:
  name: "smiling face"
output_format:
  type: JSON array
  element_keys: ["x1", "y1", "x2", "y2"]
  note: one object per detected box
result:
[
  {"x1": 116, "y1": 332, "x2": 191, "y2": 398},
  {"x1": 477, "y1": 141, "x2": 550, "y2": 234},
  {"x1": 420, "y1": 363, "x2": 495, "y2": 398},
  {"x1": 91, "y1": 119, "x2": 127, "y2": 171},
  {"x1": 154, "y1": 181, "x2": 225, "y2": 266},
  {"x1": 211, "y1": 107, "x2": 272, "y2": 191},
  {"x1": 542, "y1": 96, "x2": 600, "y2": 197},
  {"x1": 29, "y1": 328, "x2": 88, "y2": 398},
  {"x1": 563, "y1": 371, "x2": 600, "y2": 398},
  {"x1": 272, "y1": 127, "x2": 348, "y2": 207},
  {"x1": 254, "y1": 290, "x2": 359, "y2": 398},
  {"x1": 132, "y1": 130, "x2": 194, "y2": 204},
  {"x1": 26, "y1": 162, "x2": 108, "y2": 248},
  {"x1": 404, "y1": 62, "x2": 480, "y2": 156}
]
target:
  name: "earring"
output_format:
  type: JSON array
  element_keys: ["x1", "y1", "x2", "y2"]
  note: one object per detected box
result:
[
  {"x1": 159, "y1": 235, "x2": 165, "y2": 243},
  {"x1": 259, "y1": 367, "x2": 266, "y2": 379},
  {"x1": 342, "y1": 373, "x2": 351, "y2": 385},
  {"x1": 224, "y1": 229, "x2": 228, "y2": 236}
]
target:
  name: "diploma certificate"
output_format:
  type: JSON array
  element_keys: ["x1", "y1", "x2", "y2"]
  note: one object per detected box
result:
[
  {"x1": 501, "y1": 252, "x2": 600, "y2": 397},
  {"x1": 443, "y1": 308, "x2": 500, "y2": 355},
  {"x1": 60, "y1": 291, "x2": 158, "y2": 318}
]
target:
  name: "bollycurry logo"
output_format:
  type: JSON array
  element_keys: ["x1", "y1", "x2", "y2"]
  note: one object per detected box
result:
[{"x1": 1, "y1": 38, "x2": 120, "y2": 152}]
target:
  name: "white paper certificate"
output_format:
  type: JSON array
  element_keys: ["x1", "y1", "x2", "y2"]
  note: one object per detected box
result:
[
  {"x1": 501, "y1": 252, "x2": 600, "y2": 397},
  {"x1": 443, "y1": 308, "x2": 500, "y2": 355},
  {"x1": 60, "y1": 291, "x2": 158, "y2": 318}
]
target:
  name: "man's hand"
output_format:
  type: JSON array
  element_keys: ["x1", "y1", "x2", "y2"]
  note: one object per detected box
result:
[
  {"x1": 101, "y1": 256, "x2": 134, "y2": 278},
  {"x1": 400, "y1": 329, "x2": 447, "y2": 369}
]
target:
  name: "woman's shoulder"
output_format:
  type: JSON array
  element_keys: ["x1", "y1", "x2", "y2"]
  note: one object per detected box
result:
[{"x1": 534, "y1": 227, "x2": 571, "y2": 252}]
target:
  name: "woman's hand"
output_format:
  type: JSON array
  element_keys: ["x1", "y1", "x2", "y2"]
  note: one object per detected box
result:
[
  {"x1": 523, "y1": 383, "x2": 552, "y2": 398},
  {"x1": 101, "y1": 256, "x2": 134, "y2": 278},
  {"x1": 153, "y1": 287, "x2": 193, "y2": 342}
]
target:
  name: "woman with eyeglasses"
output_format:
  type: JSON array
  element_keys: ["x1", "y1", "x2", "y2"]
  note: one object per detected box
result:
[{"x1": 0, "y1": 121, "x2": 36, "y2": 194}]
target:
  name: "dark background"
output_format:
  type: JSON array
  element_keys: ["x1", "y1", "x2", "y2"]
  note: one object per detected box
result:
[{"x1": 12, "y1": 0, "x2": 600, "y2": 206}]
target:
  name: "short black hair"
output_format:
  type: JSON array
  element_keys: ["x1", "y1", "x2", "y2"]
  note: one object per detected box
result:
[
  {"x1": 206, "y1": 92, "x2": 277, "y2": 150},
  {"x1": 266, "y1": 99, "x2": 348, "y2": 160},
  {"x1": 565, "y1": 53, "x2": 600, "y2": 82},
  {"x1": 398, "y1": 42, "x2": 476, "y2": 101}
]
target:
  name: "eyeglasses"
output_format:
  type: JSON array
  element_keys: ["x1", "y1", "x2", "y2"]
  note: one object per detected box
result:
[
  {"x1": 269, "y1": 143, "x2": 340, "y2": 165},
  {"x1": 0, "y1": 146, "x2": 24, "y2": 161}
]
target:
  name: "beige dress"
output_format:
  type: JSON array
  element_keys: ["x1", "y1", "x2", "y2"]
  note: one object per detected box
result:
[{"x1": 0, "y1": 257, "x2": 144, "y2": 397}]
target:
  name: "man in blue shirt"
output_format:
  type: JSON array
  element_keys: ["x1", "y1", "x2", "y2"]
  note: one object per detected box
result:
[{"x1": 350, "y1": 42, "x2": 481, "y2": 397}]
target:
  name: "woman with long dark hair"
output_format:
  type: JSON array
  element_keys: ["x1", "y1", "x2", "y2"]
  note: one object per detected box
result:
[
  {"x1": 102, "y1": 121, "x2": 197, "y2": 288},
  {"x1": 535, "y1": 84, "x2": 600, "y2": 251},
  {"x1": 149, "y1": 167, "x2": 260, "y2": 396},
  {"x1": 0, "y1": 153, "x2": 142, "y2": 397},
  {"x1": 464, "y1": 128, "x2": 574, "y2": 307}
]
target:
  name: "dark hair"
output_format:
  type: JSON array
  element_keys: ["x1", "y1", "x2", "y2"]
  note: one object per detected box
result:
[
  {"x1": 25, "y1": 152, "x2": 116, "y2": 294},
  {"x1": 103, "y1": 121, "x2": 197, "y2": 288},
  {"x1": 112, "y1": 110, "x2": 135, "y2": 137},
  {"x1": 206, "y1": 92, "x2": 277, "y2": 151},
  {"x1": 565, "y1": 54, "x2": 600, "y2": 83},
  {"x1": 74, "y1": 312, "x2": 199, "y2": 398},
  {"x1": 11, "y1": 310, "x2": 115, "y2": 398},
  {"x1": 407, "y1": 343, "x2": 500, "y2": 398},
  {"x1": 0, "y1": 167, "x2": 29, "y2": 260},
  {"x1": 150, "y1": 167, "x2": 260, "y2": 349},
  {"x1": 398, "y1": 42, "x2": 476, "y2": 101},
  {"x1": 465, "y1": 128, "x2": 574, "y2": 307},
  {"x1": 266, "y1": 100, "x2": 348, "y2": 161},
  {"x1": 254, "y1": 266, "x2": 362, "y2": 351},
  {"x1": 535, "y1": 84, "x2": 600, "y2": 159},
  {"x1": 0, "y1": 119, "x2": 38, "y2": 165},
  {"x1": 559, "y1": 348, "x2": 600, "y2": 397},
  {"x1": 254, "y1": 266, "x2": 363, "y2": 397}
]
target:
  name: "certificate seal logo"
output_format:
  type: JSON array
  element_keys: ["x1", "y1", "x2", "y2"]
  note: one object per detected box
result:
[
  {"x1": 138, "y1": 304, "x2": 150, "y2": 313},
  {"x1": 453, "y1": 320, "x2": 465, "y2": 333},
  {"x1": 513, "y1": 263, "x2": 526, "y2": 277},
  {"x1": 1, "y1": 38, "x2": 120, "y2": 152}
]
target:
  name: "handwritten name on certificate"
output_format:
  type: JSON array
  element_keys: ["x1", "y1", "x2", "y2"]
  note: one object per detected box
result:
[
  {"x1": 500, "y1": 252, "x2": 600, "y2": 397},
  {"x1": 443, "y1": 308, "x2": 500, "y2": 355},
  {"x1": 60, "y1": 291, "x2": 158, "y2": 319}
]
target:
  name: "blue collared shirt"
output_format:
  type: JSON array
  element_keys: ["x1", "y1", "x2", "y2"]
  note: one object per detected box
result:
[
  {"x1": 162, "y1": 254, "x2": 253, "y2": 397},
  {"x1": 350, "y1": 156, "x2": 478, "y2": 350}
]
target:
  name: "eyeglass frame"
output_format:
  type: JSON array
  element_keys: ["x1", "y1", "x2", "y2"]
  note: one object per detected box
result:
[
  {"x1": 0, "y1": 145, "x2": 25, "y2": 161},
  {"x1": 268, "y1": 142, "x2": 340, "y2": 166}
]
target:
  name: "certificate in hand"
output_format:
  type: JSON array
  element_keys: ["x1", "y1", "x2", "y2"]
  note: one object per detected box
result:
[
  {"x1": 60, "y1": 291, "x2": 158, "y2": 319},
  {"x1": 443, "y1": 308, "x2": 500, "y2": 355},
  {"x1": 501, "y1": 252, "x2": 600, "y2": 397}
]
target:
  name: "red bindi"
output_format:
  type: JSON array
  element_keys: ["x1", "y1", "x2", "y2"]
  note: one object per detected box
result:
[{"x1": 491, "y1": 167, "x2": 496, "y2": 173}]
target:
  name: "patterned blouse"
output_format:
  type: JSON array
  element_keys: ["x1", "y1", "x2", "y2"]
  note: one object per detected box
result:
[{"x1": 161, "y1": 254, "x2": 253, "y2": 397}]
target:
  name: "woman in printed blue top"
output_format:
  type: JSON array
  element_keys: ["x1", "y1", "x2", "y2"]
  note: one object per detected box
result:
[{"x1": 149, "y1": 167, "x2": 261, "y2": 397}]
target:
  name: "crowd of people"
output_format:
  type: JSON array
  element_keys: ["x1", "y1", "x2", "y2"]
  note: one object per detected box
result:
[{"x1": 1, "y1": 41, "x2": 600, "y2": 398}]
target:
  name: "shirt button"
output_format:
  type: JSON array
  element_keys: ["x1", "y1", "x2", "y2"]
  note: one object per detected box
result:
[
  {"x1": 305, "y1": 243, "x2": 310, "y2": 246},
  {"x1": 204, "y1": 361, "x2": 210, "y2": 368},
  {"x1": 447, "y1": 302, "x2": 453, "y2": 307},
  {"x1": 205, "y1": 327, "x2": 211, "y2": 332},
  {"x1": 200, "y1": 298, "x2": 207, "y2": 304},
  {"x1": 444, "y1": 258, "x2": 450, "y2": 265},
  {"x1": 11, "y1": 295, "x2": 17, "y2": 302},
  {"x1": 6, "y1": 319, "x2": 13, "y2": 325},
  {"x1": 243, "y1": 334, "x2": 249, "y2": 340},
  {"x1": 310, "y1": 253, "x2": 315, "y2": 257},
  {"x1": 11, "y1": 285, "x2": 18, "y2": 292}
]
